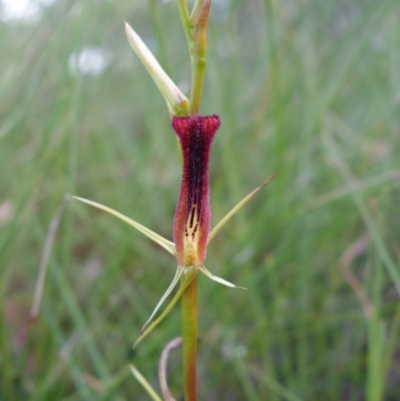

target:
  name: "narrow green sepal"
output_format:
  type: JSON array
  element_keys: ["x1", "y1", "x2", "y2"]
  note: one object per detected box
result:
[
  {"x1": 208, "y1": 173, "x2": 278, "y2": 243},
  {"x1": 73, "y1": 196, "x2": 175, "y2": 255},
  {"x1": 198, "y1": 265, "x2": 247, "y2": 290},
  {"x1": 133, "y1": 267, "x2": 196, "y2": 348},
  {"x1": 140, "y1": 266, "x2": 183, "y2": 334}
]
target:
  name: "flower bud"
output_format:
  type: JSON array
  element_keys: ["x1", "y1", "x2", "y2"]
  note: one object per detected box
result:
[{"x1": 125, "y1": 22, "x2": 189, "y2": 116}]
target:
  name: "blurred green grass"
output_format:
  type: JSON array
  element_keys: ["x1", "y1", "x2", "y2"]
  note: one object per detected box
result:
[{"x1": 1, "y1": 0, "x2": 400, "y2": 400}]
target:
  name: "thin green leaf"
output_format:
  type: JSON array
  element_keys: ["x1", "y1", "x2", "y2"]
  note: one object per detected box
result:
[
  {"x1": 129, "y1": 364, "x2": 163, "y2": 401},
  {"x1": 208, "y1": 173, "x2": 277, "y2": 243},
  {"x1": 140, "y1": 266, "x2": 183, "y2": 334},
  {"x1": 198, "y1": 265, "x2": 247, "y2": 290},
  {"x1": 73, "y1": 196, "x2": 175, "y2": 255},
  {"x1": 133, "y1": 269, "x2": 196, "y2": 348}
]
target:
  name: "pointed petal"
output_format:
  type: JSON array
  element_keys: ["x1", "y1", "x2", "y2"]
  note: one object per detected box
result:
[
  {"x1": 198, "y1": 265, "x2": 247, "y2": 290},
  {"x1": 73, "y1": 196, "x2": 175, "y2": 255},
  {"x1": 129, "y1": 364, "x2": 163, "y2": 401},
  {"x1": 125, "y1": 22, "x2": 189, "y2": 116},
  {"x1": 133, "y1": 269, "x2": 196, "y2": 348},
  {"x1": 140, "y1": 266, "x2": 183, "y2": 333},
  {"x1": 208, "y1": 173, "x2": 278, "y2": 243}
]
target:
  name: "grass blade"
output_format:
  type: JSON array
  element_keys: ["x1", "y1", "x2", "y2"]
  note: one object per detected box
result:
[{"x1": 129, "y1": 364, "x2": 163, "y2": 401}]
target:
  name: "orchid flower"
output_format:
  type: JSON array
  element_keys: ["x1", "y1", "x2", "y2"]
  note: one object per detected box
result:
[
  {"x1": 172, "y1": 114, "x2": 219, "y2": 267},
  {"x1": 74, "y1": 134, "x2": 275, "y2": 347},
  {"x1": 73, "y1": 22, "x2": 276, "y2": 348}
]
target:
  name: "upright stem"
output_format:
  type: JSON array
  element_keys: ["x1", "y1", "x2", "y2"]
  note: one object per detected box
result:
[
  {"x1": 176, "y1": 0, "x2": 211, "y2": 115},
  {"x1": 181, "y1": 268, "x2": 198, "y2": 401},
  {"x1": 190, "y1": 0, "x2": 204, "y2": 19},
  {"x1": 189, "y1": 53, "x2": 207, "y2": 115},
  {"x1": 177, "y1": 2, "x2": 211, "y2": 400},
  {"x1": 189, "y1": 0, "x2": 210, "y2": 115},
  {"x1": 176, "y1": 0, "x2": 192, "y2": 48}
]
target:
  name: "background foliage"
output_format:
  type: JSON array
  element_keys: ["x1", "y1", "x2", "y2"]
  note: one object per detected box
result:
[{"x1": 1, "y1": 0, "x2": 400, "y2": 400}]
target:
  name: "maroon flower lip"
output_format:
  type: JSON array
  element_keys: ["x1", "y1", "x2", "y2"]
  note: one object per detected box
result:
[{"x1": 172, "y1": 114, "x2": 221, "y2": 266}]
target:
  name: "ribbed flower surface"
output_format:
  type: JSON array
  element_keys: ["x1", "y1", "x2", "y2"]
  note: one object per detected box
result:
[{"x1": 172, "y1": 115, "x2": 220, "y2": 266}]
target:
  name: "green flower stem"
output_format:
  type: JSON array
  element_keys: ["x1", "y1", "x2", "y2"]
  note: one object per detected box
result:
[
  {"x1": 181, "y1": 267, "x2": 198, "y2": 401},
  {"x1": 177, "y1": 0, "x2": 192, "y2": 47},
  {"x1": 189, "y1": 0, "x2": 210, "y2": 115},
  {"x1": 190, "y1": 0, "x2": 204, "y2": 19},
  {"x1": 176, "y1": 0, "x2": 210, "y2": 115},
  {"x1": 176, "y1": 2, "x2": 211, "y2": 399},
  {"x1": 189, "y1": 53, "x2": 207, "y2": 115}
]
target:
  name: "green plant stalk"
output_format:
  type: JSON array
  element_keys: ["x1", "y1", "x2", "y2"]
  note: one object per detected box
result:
[
  {"x1": 181, "y1": 267, "x2": 198, "y2": 401},
  {"x1": 177, "y1": 0, "x2": 192, "y2": 47},
  {"x1": 190, "y1": 0, "x2": 204, "y2": 19},
  {"x1": 177, "y1": 0, "x2": 210, "y2": 114},
  {"x1": 189, "y1": 52, "x2": 207, "y2": 114},
  {"x1": 189, "y1": 0, "x2": 210, "y2": 114},
  {"x1": 176, "y1": 2, "x2": 211, "y2": 399}
]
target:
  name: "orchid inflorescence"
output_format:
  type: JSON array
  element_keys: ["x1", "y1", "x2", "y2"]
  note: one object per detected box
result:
[{"x1": 74, "y1": 1, "x2": 275, "y2": 399}]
